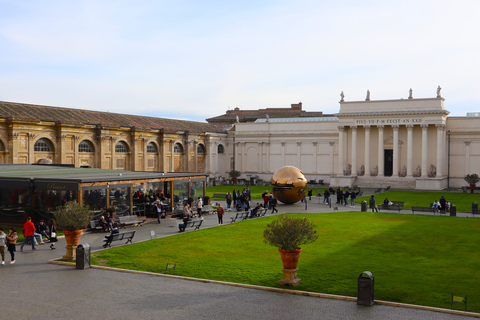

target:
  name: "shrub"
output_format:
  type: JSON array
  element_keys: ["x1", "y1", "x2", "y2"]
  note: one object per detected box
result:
[
  {"x1": 264, "y1": 215, "x2": 318, "y2": 251},
  {"x1": 464, "y1": 173, "x2": 480, "y2": 185},
  {"x1": 54, "y1": 201, "x2": 94, "y2": 231}
]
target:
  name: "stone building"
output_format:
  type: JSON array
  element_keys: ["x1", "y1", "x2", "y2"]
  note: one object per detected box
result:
[{"x1": 0, "y1": 101, "x2": 223, "y2": 173}]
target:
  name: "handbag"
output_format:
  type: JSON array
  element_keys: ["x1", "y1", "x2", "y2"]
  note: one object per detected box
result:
[{"x1": 51, "y1": 231, "x2": 57, "y2": 238}]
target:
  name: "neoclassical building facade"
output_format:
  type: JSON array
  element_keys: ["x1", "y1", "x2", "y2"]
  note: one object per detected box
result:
[
  {"x1": 213, "y1": 92, "x2": 480, "y2": 190},
  {"x1": 0, "y1": 101, "x2": 223, "y2": 173}
]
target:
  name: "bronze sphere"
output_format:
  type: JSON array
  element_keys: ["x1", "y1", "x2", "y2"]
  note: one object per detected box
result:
[{"x1": 270, "y1": 166, "x2": 307, "y2": 204}]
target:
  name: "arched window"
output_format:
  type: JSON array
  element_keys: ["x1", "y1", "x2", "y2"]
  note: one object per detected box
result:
[
  {"x1": 78, "y1": 140, "x2": 94, "y2": 153},
  {"x1": 147, "y1": 142, "x2": 157, "y2": 153},
  {"x1": 197, "y1": 144, "x2": 205, "y2": 154},
  {"x1": 217, "y1": 144, "x2": 224, "y2": 154},
  {"x1": 115, "y1": 141, "x2": 129, "y2": 153},
  {"x1": 34, "y1": 138, "x2": 53, "y2": 152},
  {"x1": 174, "y1": 143, "x2": 183, "y2": 154},
  {"x1": 0, "y1": 140, "x2": 5, "y2": 151}
]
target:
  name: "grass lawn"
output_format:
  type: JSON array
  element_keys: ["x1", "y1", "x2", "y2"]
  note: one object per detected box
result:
[
  {"x1": 357, "y1": 190, "x2": 480, "y2": 211},
  {"x1": 91, "y1": 212, "x2": 480, "y2": 312}
]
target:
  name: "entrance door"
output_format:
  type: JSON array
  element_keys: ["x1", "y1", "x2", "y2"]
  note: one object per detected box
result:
[{"x1": 384, "y1": 150, "x2": 393, "y2": 176}]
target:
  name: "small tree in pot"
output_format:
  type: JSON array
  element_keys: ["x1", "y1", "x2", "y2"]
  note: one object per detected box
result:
[
  {"x1": 264, "y1": 215, "x2": 318, "y2": 286},
  {"x1": 464, "y1": 173, "x2": 480, "y2": 193},
  {"x1": 229, "y1": 170, "x2": 241, "y2": 183},
  {"x1": 54, "y1": 201, "x2": 93, "y2": 260}
]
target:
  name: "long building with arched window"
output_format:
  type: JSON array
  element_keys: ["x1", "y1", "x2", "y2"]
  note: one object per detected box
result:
[{"x1": 0, "y1": 101, "x2": 224, "y2": 173}]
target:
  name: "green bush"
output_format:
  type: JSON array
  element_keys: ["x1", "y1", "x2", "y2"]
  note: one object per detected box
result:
[
  {"x1": 54, "y1": 201, "x2": 93, "y2": 231},
  {"x1": 263, "y1": 216, "x2": 318, "y2": 251}
]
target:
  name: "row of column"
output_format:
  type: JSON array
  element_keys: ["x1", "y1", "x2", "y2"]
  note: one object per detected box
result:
[{"x1": 338, "y1": 124, "x2": 445, "y2": 178}]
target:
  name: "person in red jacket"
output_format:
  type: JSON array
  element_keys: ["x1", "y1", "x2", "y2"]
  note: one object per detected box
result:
[{"x1": 20, "y1": 217, "x2": 37, "y2": 251}]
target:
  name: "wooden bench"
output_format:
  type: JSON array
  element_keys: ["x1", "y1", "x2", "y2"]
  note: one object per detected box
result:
[
  {"x1": 256, "y1": 208, "x2": 268, "y2": 217},
  {"x1": 89, "y1": 220, "x2": 104, "y2": 232},
  {"x1": 201, "y1": 205, "x2": 216, "y2": 215},
  {"x1": 429, "y1": 203, "x2": 446, "y2": 215},
  {"x1": 118, "y1": 215, "x2": 144, "y2": 229},
  {"x1": 378, "y1": 204, "x2": 402, "y2": 212},
  {"x1": 391, "y1": 201, "x2": 404, "y2": 207},
  {"x1": 411, "y1": 206, "x2": 436, "y2": 214},
  {"x1": 212, "y1": 193, "x2": 226, "y2": 200},
  {"x1": 103, "y1": 230, "x2": 136, "y2": 248},
  {"x1": 179, "y1": 219, "x2": 203, "y2": 231}
]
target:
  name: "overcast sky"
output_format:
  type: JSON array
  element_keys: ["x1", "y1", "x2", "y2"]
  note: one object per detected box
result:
[{"x1": 1, "y1": 0, "x2": 479, "y2": 122}]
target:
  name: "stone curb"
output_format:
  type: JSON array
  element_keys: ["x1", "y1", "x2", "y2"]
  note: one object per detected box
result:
[{"x1": 48, "y1": 259, "x2": 480, "y2": 318}]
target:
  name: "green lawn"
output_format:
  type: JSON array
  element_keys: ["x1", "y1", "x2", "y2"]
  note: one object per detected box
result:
[
  {"x1": 91, "y1": 212, "x2": 480, "y2": 312},
  {"x1": 357, "y1": 190, "x2": 480, "y2": 211}
]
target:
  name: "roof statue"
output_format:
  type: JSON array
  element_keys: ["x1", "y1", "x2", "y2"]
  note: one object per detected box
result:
[
  {"x1": 340, "y1": 91, "x2": 345, "y2": 102},
  {"x1": 236, "y1": 115, "x2": 240, "y2": 123},
  {"x1": 408, "y1": 88, "x2": 413, "y2": 99},
  {"x1": 365, "y1": 90, "x2": 370, "y2": 101},
  {"x1": 266, "y1": 114, "x2": 269, "y2": 122},
  {"x1": 436, "y1": 85, "x2": 442, "y2": 98}
]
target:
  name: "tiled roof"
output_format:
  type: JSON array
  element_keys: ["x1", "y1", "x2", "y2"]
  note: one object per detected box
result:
[{"x1": 0, "y1": 101, "x2": 223, "y2": 134}]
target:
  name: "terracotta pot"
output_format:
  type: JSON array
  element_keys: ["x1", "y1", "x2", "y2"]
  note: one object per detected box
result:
[
  {"x1": 278, "y1": 248, "x2": 302, "y2": 269},
  {"x1": 63, "y1": 229, "x2": 83, "y2": 246},
  {"x1": 470, "y1": 184, "x2": 476, "y2": 193}
]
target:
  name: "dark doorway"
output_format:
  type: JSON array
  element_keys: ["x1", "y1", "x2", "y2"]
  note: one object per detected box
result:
[{"x1": 384, "y1": 149, "x2": 393, "y2": 176}]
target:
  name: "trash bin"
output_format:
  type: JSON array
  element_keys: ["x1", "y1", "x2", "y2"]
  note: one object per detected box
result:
[
  {"x1": 472, "y1": 202, "x2": 478, "y2": 215},
  {"x1": 76, "y1": 243, "x2": 91, "y2": 270},
  {"x1": 357, "y1": 271, "x2": 374, "y2": 306},
  {"x1": 450, "y1": 205, "x2": 456, "y2": 217},
  {"x1": 361, "y1": 201, "x2": 367, "y2": 212}
]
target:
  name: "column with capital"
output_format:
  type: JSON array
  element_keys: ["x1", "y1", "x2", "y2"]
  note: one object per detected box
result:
[
  {"x1": 351, "y1": 126, "x2": 357, "y2": 176},
  {"x1": 338, "y1": 126, "x2": 345, "y2": 175},
  {"x1": 406, "y1": 125, "x2": 413, "y2": 177},
  {"x1": 421, "y1": 125, "x2": 428, "y2": 177},
  {"x1": 170, "y1": 140, "x2": 175, "y2": 172},
  {"x1": 436, "y1": 125, "x2": 444, "y2": 177},
  {"x1": 296, "y1": 142, "x2": 301, "y2": 168},
  {"x1": 392, "y1": 125, "x2": 399, "y2": 177},
  {"x1": 281, "y1": 142, "x2": 286, "y2": 167},
  {"x1": 258, "y1": 142, "x2": 262, "y2": 173},
  {"x1": 465, "y1": 141, "x2": 471, "y2": 174},
  {"x1": 378, "y1": 126, "x2": 384, "y2": 177},
  {"x1": 329, "y1": 142, "x2": 335, "y2": 174},
  {"x1": 265, "y1": 142, "x2": 270, "y2": 173},
  {"x1": 312, "y1": 142, "x2": 318, "y2": 174},
  {"x1": 364, "y1": 126, "x2": 370, "y2": 176},
  {"x1": 241, "y1": 142, "x2": 246, "y2": 173}
]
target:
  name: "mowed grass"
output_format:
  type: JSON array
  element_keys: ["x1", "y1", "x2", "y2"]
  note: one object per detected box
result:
[
  {"x1": 91, "y1": 212, "x2": 480, "y2": 312},
  {"x1": 357, "y1": 190, "x2": 480, "y2": 211}
]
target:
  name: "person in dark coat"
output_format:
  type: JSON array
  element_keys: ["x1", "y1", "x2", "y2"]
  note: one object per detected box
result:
[
  {"x1": 369, "y1": 195, "x2": 378, "y2": 212},
  {"x1": 103, "y1": 224, "x2": 120, "y2": 247},
  {"x1": 48, "y1": 219, "x2": 58, "y2": 249}
]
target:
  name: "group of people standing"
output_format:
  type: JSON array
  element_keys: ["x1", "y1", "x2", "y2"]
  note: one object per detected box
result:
[
  {"x1": 0, "y1": 217, "x2": 58, "y2": 266},
  {"x1": 329, "y1": 187, "x2": 359, "y2": 207}
]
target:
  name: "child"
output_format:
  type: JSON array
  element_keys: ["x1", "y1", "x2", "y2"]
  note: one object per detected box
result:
[{"x1": 6, "y1": 227, "x2": 17, "y2": 264}]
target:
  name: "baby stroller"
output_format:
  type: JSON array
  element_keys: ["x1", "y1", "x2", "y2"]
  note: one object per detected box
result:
[{"x1": 236, "y1": 203, "x2": 243, "y2": 211}]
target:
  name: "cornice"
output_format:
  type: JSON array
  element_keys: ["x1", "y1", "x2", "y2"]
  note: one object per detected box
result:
[{"x1": 335, "y1": 110, "x2": 450, "y2": 117}]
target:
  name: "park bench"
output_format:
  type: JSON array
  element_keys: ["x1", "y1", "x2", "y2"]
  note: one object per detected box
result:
[
  {"x1": 212, "y1": 193, "x2": 226, "y2": 200},
  {"x1": 257, "y1": 208, "x2": 268, "y2": 217},
  {"x1": 429, "y1": 203, "x2": 446, "y2": 215},
  {"x1": 201, "y1": 205, "x2": 216, "y2": 215},
  {"x1": 391, "y1": 201, "x2": 404, "y2": 207},
  {"x1": 103, "y1": 230, "x2": 136, "y2": 248},
  {"x1": 118, "y1": 215, "x2": 144, "y2": 229},
  {"x1": 230, "y1": 211, "x2": 249, "y2": 223},
  {"x1": 411, "y1": 206, "x2": 436, "y2": 214},
  {"x1": 179, "y1": 219, "x2": 203, "y2": 231},
  {"x1": 89, "y1": 220, "x2": 104, "y2": 232},
  {"x1": 378, "y1": 204, "x2": 402, "y2": 212},
  {"x1": 374, "y1": 188, "x2": 382, "y2": 194}
]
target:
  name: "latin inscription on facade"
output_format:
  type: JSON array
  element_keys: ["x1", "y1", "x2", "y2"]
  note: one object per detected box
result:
[{"x1": 355, "y1": 118, "x2": 423, "y2": 125}]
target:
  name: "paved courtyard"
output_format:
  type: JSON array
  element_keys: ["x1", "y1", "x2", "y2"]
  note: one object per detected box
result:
[{"x1": 2, "y1": 196, "x2": 478, "y2": 319}]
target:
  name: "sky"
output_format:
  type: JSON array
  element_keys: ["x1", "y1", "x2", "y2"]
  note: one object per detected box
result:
[{"x1": 1, "y1": 0, "x2": 479, "y2": 122}]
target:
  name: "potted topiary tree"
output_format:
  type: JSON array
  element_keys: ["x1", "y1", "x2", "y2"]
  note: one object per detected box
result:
[
  {"x1": 464, "y1": 173, "x2": 480, "y2": 193},
  {"x1": 264, "y1": 215, "x2": 318, "y2": 286},
  {"x1": 54, "y1": 200, "x2": 94, "y2": 261},
  {"x1": 229, "y1": 169, "x2": 241, "y2": 183}
]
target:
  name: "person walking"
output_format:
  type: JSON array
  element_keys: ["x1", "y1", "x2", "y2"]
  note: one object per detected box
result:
[
  {"x1": 20, "y1": 217, "x2": 36, "y2": 252},
  {"x1": 308, "y1": 188, "x2": 313, "y2": 201},
  {"x1": 0, "y1": 227, "x2": 6, "y2": 265},
  {"x1": 155, "y1": 200, "x2": 163, "y2": 223},
  {"x1": 271, "y1": 194, "x2": 278, "y2": 214},
  {"x1": 217, "y1": 203, "x2": 225, "y2": 224},
  {"x1": 350, "y1": 190, "x2": 357, "y2": 207},
  {"x1": 369, "y1": 195, "x2": 378, "y2": 212},
  {"x1": 196, "y1": 197, "x2": 203, "y2": 217},
  {"x1": 6, "y1": 227, "x2": 17, "y2": 264},
  {"x1": 226, "y1": 193, "x2": 232, "y2": 211},
  {"x1": 232, "y1": 189, "x2": 237, "y2": 206},
  {"x1": 48, "y1": 219, "x2": 58, "y2": 250}
]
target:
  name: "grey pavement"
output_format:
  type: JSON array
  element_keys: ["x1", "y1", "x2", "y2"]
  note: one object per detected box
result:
[{"x1": 2, "y1": 197, "x2": 478, "y2": 319}]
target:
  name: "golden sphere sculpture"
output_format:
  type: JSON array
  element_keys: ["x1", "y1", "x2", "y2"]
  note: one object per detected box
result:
[{"x1": 271, "y1": 166, "x2": 307, "y2": 204}]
